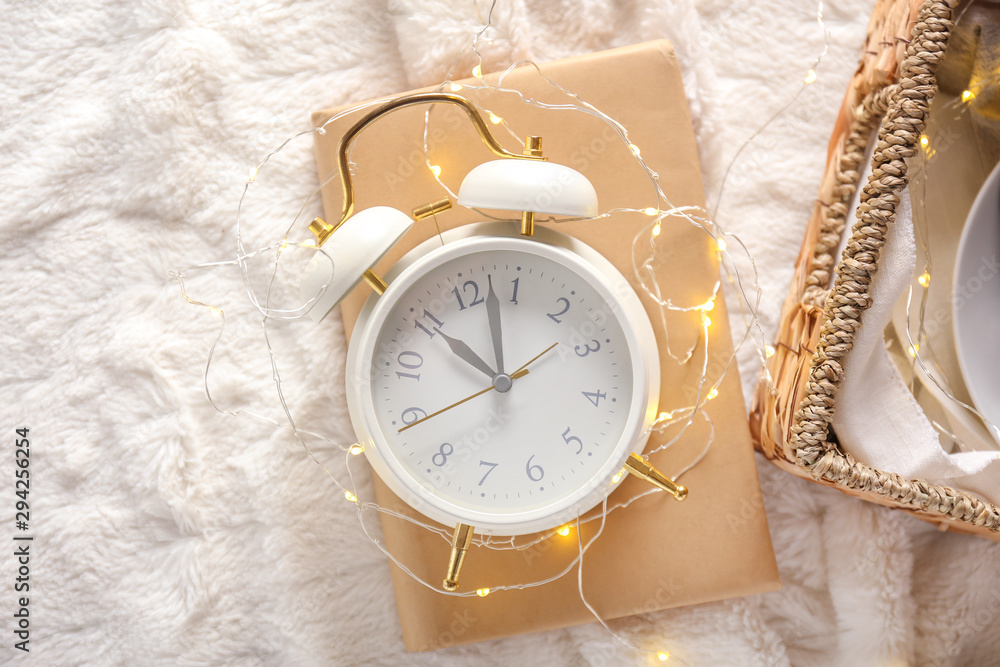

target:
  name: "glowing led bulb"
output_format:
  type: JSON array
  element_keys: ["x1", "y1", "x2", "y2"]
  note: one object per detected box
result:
[
  {"x1": 701, "y1": 299, "x2": 715, "y2": 311},
  {"x1": 962, "y1": 89, "x2": 974, "y2": 102},
  {"x1": 907, "y1": 344, "x2": 920, "y2": 357},
  {"x1": 488, "y1": 111, "x2": 502, "y2": 124},
  {"x1": 476, "y1": 588, "x2": 490, "y2": 597},
  {"x1": 658, "y1": 411, "x2": 673, "y2": 422},
  {"x1": 708, "y1": 387, "x2": 719, "y2": 400},
  {"x1": 652, "y1": 223, "x2": 661, "y2": 237},
  {"x1": 629, "y1": 143, "x2": 641, "y2": 156},
  {"x1": 557, "y1": 526, "x2": 571, "y2": 537},
  {"x1": 344, "y1": 490, "x2": 358, "y2": 503},
  {"x1": 472, "y1": 65, "x2": 482, "y2": 78},
  {"x1": 804, "y1": 69, "x2": 817, "y2": 84},
  {"x1": 644, "y1": 207, "x2": 658, "y2": 216},
  {"x1": 450, "y1": 82, "x2": 462, "y2": 92},
  {"x1": 920, "y1": 135, "x2": 929, "y2": 148},
  {"x1": 765, "y1": 345, "x2": 776, "y2": 358},
  {"x1": 349, "y1": 444, "x2": 364, "y2": 456},
  {"x1": 248, "y1": 166, "x2": 258, "y2": 183},
  {"x1": 918, "y1": 271, "x2": 931, "y2": 287},
  {"x1": 716, "y1": 238, "x2": 727, "y2": 252},
  {"x1": 612, "y1": 469, "x2": 627, "y2": 484},
  {"x1": 701, "y1": 313, "x2": 711, "y2": 327},
  {"x1": 658, "y1": 652, "x2": 670, "y2": 661},
  {"x1": 429, "y1": 164, "x2": 442, "y2": 177}
]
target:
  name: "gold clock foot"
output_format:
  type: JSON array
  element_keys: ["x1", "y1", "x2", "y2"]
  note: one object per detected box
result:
[
  {"x1": 443, "y1": 523, "x2": 474, "y2": 591},
  {"x1": 624, "y1": 453, "x2": 688, "y2": 501}
]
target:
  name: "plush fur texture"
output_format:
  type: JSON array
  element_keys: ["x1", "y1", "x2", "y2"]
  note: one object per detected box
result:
[{"x1": 3, "y1": 0, "x2": 1000, "y2": 664}]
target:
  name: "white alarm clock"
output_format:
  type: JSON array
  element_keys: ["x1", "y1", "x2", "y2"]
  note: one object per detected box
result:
[{"x1": 300, "y1": 93, "x2": 686, "y2": 591}]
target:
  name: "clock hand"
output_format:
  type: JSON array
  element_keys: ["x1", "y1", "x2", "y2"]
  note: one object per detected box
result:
[
  {"x1": 434, "y1": 328, "x2": 495, "y2": 379},
  {"x1": 398, "y1": 368, "x2": 530, "y2": 433},
  {"x1": 485, "y1": 274, "x2": 504, "y2": 374},
  {"x1": 513, "y1": 341, "x2": 559, "y2": 373},
  {"x1": 397, "y1": 342, "x2": 558, "y2": 434}
]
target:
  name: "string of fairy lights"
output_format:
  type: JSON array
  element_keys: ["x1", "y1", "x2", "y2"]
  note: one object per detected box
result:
[
  {"x1": 171, "y1": 0, "x2": 1000, "y2": 662},
  {"x1": 899, "y1": 72, "x2": 1000, "y2": 447}
]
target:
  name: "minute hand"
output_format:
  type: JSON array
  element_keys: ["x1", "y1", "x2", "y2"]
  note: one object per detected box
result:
[{"x1": 485, "y1": 274, "x2": 504, "y2": 374}]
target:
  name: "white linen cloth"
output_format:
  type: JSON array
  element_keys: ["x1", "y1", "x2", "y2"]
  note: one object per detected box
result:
[
  {"x1": 833, "y1": 171, "x2": 1000, "y2": 505},
  {"x1": 3, "y1": 1, "x2": 1000, "y2": 665}
]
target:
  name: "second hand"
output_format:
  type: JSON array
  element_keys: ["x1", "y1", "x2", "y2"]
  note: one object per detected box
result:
[
  {"x1": 398, "y1": 368, "x2": 529, "y2": 433},
  {"x1": 397, "y1": 342, "x2": 559, "y2": 434}
]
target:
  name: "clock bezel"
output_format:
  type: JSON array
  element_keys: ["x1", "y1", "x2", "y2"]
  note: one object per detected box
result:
[{"x1": 345, "y1": 222, "x2": 660, "y2": 536}]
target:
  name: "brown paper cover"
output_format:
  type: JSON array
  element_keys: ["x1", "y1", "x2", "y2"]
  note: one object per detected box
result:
[{"x1": 312, "y1": 40, "x2": 779, "y2": 650}]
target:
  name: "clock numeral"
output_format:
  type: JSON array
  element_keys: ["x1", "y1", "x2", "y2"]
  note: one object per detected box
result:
[
  {"x1": 452, "y1": 280, "x2": 484, "y2": 311},
  {"x1": 574, "y1": 339, "x2": 601, "y2": 357},
  {"x1": 546, "y1": 297, "x2": 570, "y2": 324},
  {"x1": 561, "y1": 427, "x2": 583, "y2": 455},
  {"x1": 432, "y1": 442, "x2": 454, "y2": 467},
  {"x1": 510, "y1": 277, "x2": 520, "y2": 304},
  {"x1": 414, "y1": 309, "x2": 445, "y2": 338},
  {"x1": 478, "y1": 460, "x2": 498, "y2": 486},
  {"x1": 401, "y1": 407, "x2": 427, "y2": 425},
  {"x1": 395, "y1": 350, "x2": 422, "y2": 381},
  {"x1": 525, "y1": 455, "x2": 544, "y2": 482},
  {"x1": 582, "y1": 389, "x2": 607, "y2": 407}
]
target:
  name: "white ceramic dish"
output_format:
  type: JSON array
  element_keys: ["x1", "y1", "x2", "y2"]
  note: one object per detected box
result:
[
  {"x1": 953, "y1": 160, "x2": 1000, "y2": 444},
  {"x1": 885, "y1": 94, "x2": 997, "y2": 452}
]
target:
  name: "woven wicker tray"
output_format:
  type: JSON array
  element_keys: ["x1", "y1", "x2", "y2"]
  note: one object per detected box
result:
[{"x1": 750, "y1": 0, "x2": 1000, "y2": 541}]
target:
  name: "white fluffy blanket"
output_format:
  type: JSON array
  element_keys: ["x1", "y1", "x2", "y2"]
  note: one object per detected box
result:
[{"x1": 4, "y1": 0, "x2": 1000, "y2": 665}]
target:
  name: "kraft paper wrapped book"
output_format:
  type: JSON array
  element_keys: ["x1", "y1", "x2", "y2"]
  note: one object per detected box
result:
[{"x1": 312, "y1": 40, "x2": 780, "y2": 650}]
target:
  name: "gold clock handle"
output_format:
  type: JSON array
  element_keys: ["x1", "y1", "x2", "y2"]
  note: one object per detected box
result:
[
  {"x1": 624, "y1": 453, "x2": 688, "y2": 501},
  {"x1": 443, "y1": 523, "x2": 475, "y2": 591},
  {"x1": 314, "y1": 92, "x2": 546, "y2": 247}
]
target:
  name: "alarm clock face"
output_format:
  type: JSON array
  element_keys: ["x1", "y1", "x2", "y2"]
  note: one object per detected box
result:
[{"x1": 347, "y1": 224, "x2": 659, "y2": 535}]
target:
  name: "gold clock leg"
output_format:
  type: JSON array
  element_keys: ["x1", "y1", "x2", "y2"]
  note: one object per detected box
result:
[
  {"x1": 443, "y1": 523, "x2": 474, "y2": 591},
  {"x1": 520, "y1": 136, "x2": 543, "y2": 237},
  {"x1": 362, "y1": 269, "x2": 388, "y2": 295},
  {"x1": 520, "y1": 211, "x2": 535, "y2": 237},
  {"x1": 624, "y1": 453, "x2": 688, "y2": 501}
]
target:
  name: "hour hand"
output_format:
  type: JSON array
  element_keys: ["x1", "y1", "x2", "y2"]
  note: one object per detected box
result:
[{"x1": 434, "y1": 328, "x2": 495, "y2": 379}]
